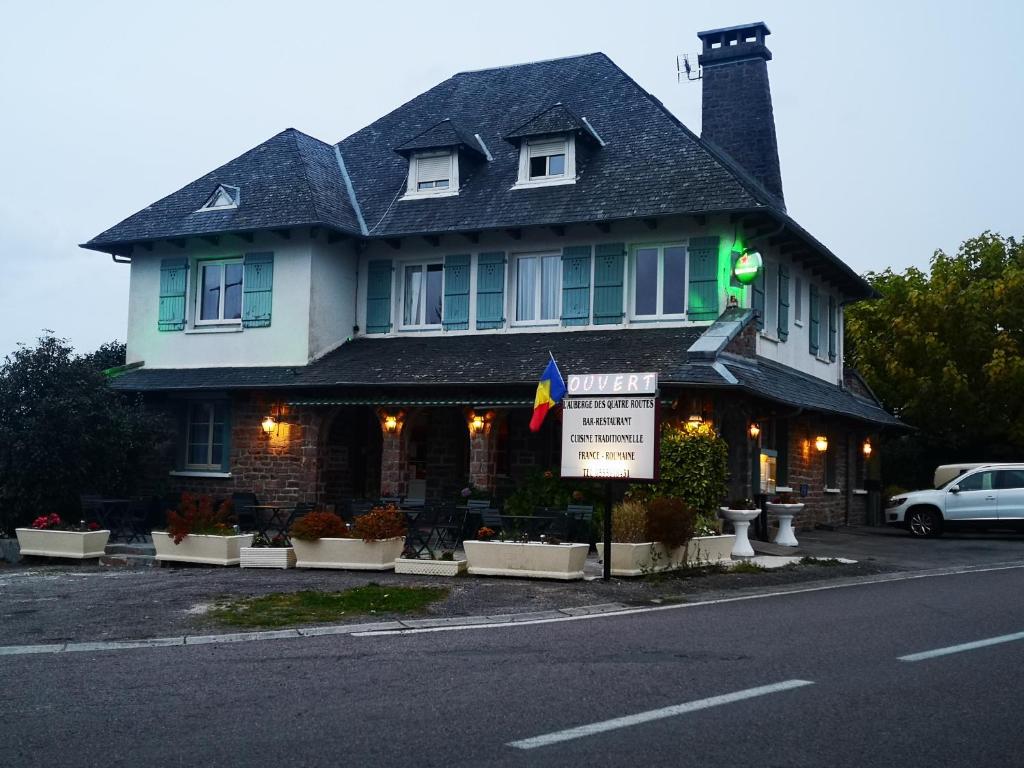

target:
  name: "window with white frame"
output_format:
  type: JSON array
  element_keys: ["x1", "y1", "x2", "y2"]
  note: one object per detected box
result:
[
  {"x1": 197, "y1": 184, "x2": 239, "y2": 212},
  {"x1": 404, "y1": 151, "x2": 458, "y2": 198},
  {"x1": 184, "y1": 401, "x2": 228, "y2": 471},
  {"x1": 631, "y1": 244, "x2": 687, "y2": 318},
  {"x1": 514, "y1": 253, "x2": 561, "y2": 323},
  {"x1": 515, "y1": 136, "x2": 575, "y2": 188},
  {"x1": 195, "y1": 259, "x2": 243, "y2": 324},
  {"x1": 401, "y1": 262, "x2": 444, "y2": 328}
]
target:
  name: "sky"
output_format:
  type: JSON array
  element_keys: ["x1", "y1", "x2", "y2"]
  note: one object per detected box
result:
[{"x1": 1, "y1": 0, "x2": 1021, "y2": 357}]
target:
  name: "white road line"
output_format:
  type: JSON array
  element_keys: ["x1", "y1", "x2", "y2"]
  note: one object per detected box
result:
[
  {"x1": 898, "y1": 630, "x2": 1024, "y2": 662},
  {"x1": 353, "y1": 561, "x2": 1024, "y2": 637},
  {"x1": 507, "y1": 680, "x2": 814, "y2": 750}
]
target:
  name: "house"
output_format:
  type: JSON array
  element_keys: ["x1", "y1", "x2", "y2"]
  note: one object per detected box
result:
[{"x1": 83, "y1": 22, "x2": 900, "y2": 527}]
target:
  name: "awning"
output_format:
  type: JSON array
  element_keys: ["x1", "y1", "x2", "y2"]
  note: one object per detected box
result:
[{"x1": 285, "y1": 397, "x2": 534, "y2": 408}]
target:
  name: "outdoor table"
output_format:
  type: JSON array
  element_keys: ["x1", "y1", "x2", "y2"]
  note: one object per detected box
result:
[{"x1": 244, "y1": 505, "x2": 290, "y2": 536}]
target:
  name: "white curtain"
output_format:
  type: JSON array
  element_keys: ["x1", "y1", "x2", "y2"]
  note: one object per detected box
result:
[
  {"x1": 541, "y1": 255, "x2": 560, "y2": 319},
  {"x1": 517, "y1": 258, "x2": 537, "y2": 321},
  {"x1": 404, "y1": 266, "x2": 422, "y2": 325}
]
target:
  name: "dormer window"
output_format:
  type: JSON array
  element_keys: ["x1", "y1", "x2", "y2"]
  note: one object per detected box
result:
[
  {"x1": 404, "y1": 151, "x2": 459, "y2": 199},
  {"x1": 198, "y1": 184, "x2": 239, "y2": 212},
  {"x1": 514, "y1": 136, "x2": 576, "y2": 189}
]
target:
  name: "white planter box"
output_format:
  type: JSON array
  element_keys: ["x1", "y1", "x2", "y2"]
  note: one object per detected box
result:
[
  {"x1": 464, "y1": 540, "x2": 588, "y2": 580},
  {"x1": 394, "y1": 557, "x2": 467, "y2": 576},
  {"x1": 16, "y1": 528, "x2": 110, "y2": 559},
  {"x1": 240, "y1": 546, "x2": 296, "y2": 569},
  {"x1": 292, "y1": 537, "x2": 404, "y2": 570},
  {"x1": 151, "y1": 531, "x2": 253, "y2": 566},
  {"x1": 598, "y1": 535, "x2": 737, "y2": 576}
]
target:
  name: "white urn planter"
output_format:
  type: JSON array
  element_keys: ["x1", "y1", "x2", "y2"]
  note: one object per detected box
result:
[
  {"x1": 394, "y1": 557, "x2": 467, "y2": 576},
  {"x1": 719, "y1": 508, "x2": 761, "y2": 558},
  {"x1": 598, "y1": 535, "x2": 738, "y2": 576},
  {"x1": 464, "y1": 540, "x2": 588, "y2": 580},
  {"x1": 240, "y1": 546, "x2": 296, "y2": 569},
  {"x1": 291, "y1": 537, "x2": 404, "y2": 570},
  {"x1": 766, "y1": 502, "x2": 805, "y2": 547},
  {"x1": 151, "y1": 531, "x2": 253, "y2": 566},
  {"x1": 16, "y1": 528, "x2": 110, "y2": 559}
]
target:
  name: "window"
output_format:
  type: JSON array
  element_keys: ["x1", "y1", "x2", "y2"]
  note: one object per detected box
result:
[
  {"x1": 514, "y1": 253, "x2": 560, "y2": 323},
  {"x1": 794, "y1": 276, "x2": 803, "y2": 323},
  {"x1": 401, "y1": 262, "x2": 443, "y2": 328},
  {"x1": 195, "y1": 259, "x2": 243, "y2": 324},
  {"x1": 514, "y1": 136, "x2": 576, "y2": 188},
  {"x1": 404, "y1": 152, "x2": 458, "y2": 198},
  {"x1": 197, "y1": 184, "x2": 239, "y2": 212},
  {"x1": 958, "y1": 471, "x2": 995, "y2": 491},
  {"x1": 997, "y1": 470, "x2": 1024, "y2": 490},
  {"x1": 631, "y1": 245, "x2": 687, "y2": 318},
  {"x1": 184, "y1": 401, "x2": 228, "y2": 471}
]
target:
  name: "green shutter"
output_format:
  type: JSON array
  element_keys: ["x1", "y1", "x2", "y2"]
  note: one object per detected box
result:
[
  {"x1": 593, "y1": 243, "x2": 625, "y2": 325},
  {"x1": 476, "y1": 252, "x2": 506, "y2": 329},
  {"x1": 777, "y1": 263, "x2": 790, "y2": 341},
  {"x1": 828, "y1": 294, "x2": 837, "y2": 361},
  {"x1": 366, "y1": 260, "x2": 393, "y2": 334},
  {"x1": 687, "y1": 236, "x2": 720, "y2": 321},
  {"x1": 158, "y1": 257, "x2": 188, "y2": 331},
  {"x1": 442, "y1": 254, "x2": 471, "y2": 330},
  {"x1": 241, "y1": 252, "x2": 274, "y2": 328},
  {"x1": 560, "y1": 245, "x2": 592, "y2": 326},
  {"x1": 752, "y1": 268, "x2": 765, "y2": 330},
  {"x1": 809, "y1": 284, "x2": 820, "y2": 355}
]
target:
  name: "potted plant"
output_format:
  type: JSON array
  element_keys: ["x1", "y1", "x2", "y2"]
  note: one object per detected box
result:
[
  {"x1": 16, "y1": 513, "x2": 109, "y2": 559},
  {"x1": 240, "y1": 532, "x2": 296, "y2": 569},
  {"x1": 395, "y1": 548, "x2": 467, "y2": 576},
  {"x1": 766, "y1": 492, "x2": 805, "y2": 547},
  {"x1": 151, "y1": 494, "x2": 253, "y2": 566},
  {"x1": 291, "y1": 506, "x2": 406, "y2": 570},
  {"x1": 464, "y1": 526, "x2": 588, "y2": 580},
  {"x1": 719, "y1": 498, "x2": 761, "y2": 558},
  {"x1": 597, "y1": 498, "x2": 735, "y2": 576}
]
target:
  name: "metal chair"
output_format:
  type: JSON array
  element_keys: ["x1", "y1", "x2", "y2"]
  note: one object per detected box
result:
[
  {"x1": 467, "y1": 499, "x2": 492, "y2": 510},
  {"x1": 480, "y1": 508, "x2": 503, "y2": 534},
  {"x1": 231, "y1": 492, "x2": 260, "y2": 533},
  {"x1": 431, "y1": 504, "x2": 468, "y2": 551},
  {"x1": 567, "y1": 504, "x2": 595, "y2": 547},
  {"x1": 283, "y1": 502, "x2": 316, "y2": 534},
  {"x1": 404, "y1": 505, "x2": 439, "y2": 558}
]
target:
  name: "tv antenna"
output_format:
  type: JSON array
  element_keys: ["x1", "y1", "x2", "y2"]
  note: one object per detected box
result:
[{"x1": 676, "y1": 53, "x2": 701, "y2": 82}]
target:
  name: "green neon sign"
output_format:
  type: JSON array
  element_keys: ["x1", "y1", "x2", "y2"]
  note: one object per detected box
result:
[{"x1": 733, "y1": 249, "x2": 763, "y2": 285}]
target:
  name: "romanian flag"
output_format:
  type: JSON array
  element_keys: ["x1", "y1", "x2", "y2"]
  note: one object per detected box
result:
[{"x1": 529, "y1": 357, "x2": 567, "y2": 432}]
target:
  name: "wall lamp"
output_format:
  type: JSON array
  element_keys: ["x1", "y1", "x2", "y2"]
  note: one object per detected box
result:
[
  {"x1": 748, "y1": 422, "x2": 761, "y2": 439},
  {"x1": 862, "y1": 439, "x2": 873, "y2": 458},
  {"x1": 470, "y1": 414, "x2": 485, "y2": 435},
  {"x1": 383, "y1": 414, "x2": 399, "y2": 433},
  {"x1": 815, "y1": 435, "x2": 829, "y2": 453}
]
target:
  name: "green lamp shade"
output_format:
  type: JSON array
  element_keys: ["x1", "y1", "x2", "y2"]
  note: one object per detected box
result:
[{"x1": 734, "y1": 250, "x2": 763, "y2": 285}]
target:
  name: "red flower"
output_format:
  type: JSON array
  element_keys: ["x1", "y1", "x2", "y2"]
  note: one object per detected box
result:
[{"x1": 88, "y1": 522, "x2": 100, "y2": 531}]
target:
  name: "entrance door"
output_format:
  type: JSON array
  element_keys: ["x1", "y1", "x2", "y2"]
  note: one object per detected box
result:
[
  {"x1": 945, "y1": 469, "x2": 997, "y2": 521},
  {"x1": 995, "y1": 469, "x2": 1024, "y2": 521}
]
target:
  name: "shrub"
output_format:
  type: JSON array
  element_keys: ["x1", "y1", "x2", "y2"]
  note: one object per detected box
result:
[
  {"x1": 646, "y1": 497, "x2": 696, "y2": 550},
  {"x1": 629, "y1": 423, "x2": 728, "y2": 515},
  {"x1": 503, "y1": 468, "x2": 597, "y2": 517},
  {"x1": 352, "y1": 505, "x2": 407, "y2": 541},
  {"x1": 726, "y1": 497, "x2": 758, "y2": 510},
  {"x1": 166, "y1": 494, "x2": 234, "y2": 544},
  {"x1": 289, "y1": 510, "x2": 349, "y2": 541},
  {"x1": 611, "y1": 500, "x2": 649, "y2": 543}
]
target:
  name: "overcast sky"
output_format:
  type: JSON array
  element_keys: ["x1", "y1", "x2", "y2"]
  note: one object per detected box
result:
[{"x1": 1, "y1": 0, "x2": 1020, "y2": 357}]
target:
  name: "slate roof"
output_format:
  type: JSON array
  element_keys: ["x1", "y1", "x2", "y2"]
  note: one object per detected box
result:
[
  {"x1": 505, "y1": 102, "x2": 591, "y2": 142},
  {"x1": 108, "y1": 324, "x2": 899, "y2": 426},
  {"x1": 84, "y1": 129, "x2": 361, "y2": 250},
  {"x1": 394, "y1": 118, "x2": 484, "y2": 156}
]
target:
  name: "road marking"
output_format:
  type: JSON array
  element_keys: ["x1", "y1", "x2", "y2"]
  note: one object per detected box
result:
[
  {"x1": 353, "y1": 561, "x2": 1024, "y2": 637},
  {"x1": 507, "y1": 680, "x2": 814, "y2": 750},
  {"x1": 899, "y1": 630, "x2": 1024, "y2": 662}
]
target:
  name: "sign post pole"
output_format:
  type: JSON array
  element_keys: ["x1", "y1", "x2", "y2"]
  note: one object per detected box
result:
[{"x1": 603, "y1": 480, "x2": 613, "y2": 581}]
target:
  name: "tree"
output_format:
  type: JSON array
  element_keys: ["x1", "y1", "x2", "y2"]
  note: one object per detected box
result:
[
  {"x1": 0, "y1": 334, "x2": 163, "y2": 532},
  {"x1": 846, "y1": 232, "x2": 1024, "y2": 489}
]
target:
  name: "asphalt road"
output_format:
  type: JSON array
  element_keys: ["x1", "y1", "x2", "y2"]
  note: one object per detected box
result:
[{"x1": 2, "y1": 563, "x2": 1023, "y2": 767}]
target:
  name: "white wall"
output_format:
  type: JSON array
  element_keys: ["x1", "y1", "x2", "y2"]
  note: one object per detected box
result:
[
  {"x1": 308, "y1": 238, "x2": 358, "y2": 360},
  {"x1": 126, "y1": 232, "x2": 315, "y2": 368}
]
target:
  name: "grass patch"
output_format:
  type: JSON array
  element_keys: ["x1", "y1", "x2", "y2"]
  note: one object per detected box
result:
[
  {"x1": 799, "y1": 556, "x2": 843, "y2": 567},
  {"x1": 729, "y1": 561, "x2": 765, "y2": 574},
  {"x1": 208, "y1": 584, "x2": 449, "y2": 629}
]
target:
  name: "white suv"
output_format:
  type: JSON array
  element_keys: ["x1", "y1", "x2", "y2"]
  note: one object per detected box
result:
[{"x1": 886, "y1": 464, "x2": 1024, "y2": 537}]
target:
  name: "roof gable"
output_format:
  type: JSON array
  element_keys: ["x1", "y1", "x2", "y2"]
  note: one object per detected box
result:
[{"x1": 394, "y1": 118, "x2": 484, "y2": 157}]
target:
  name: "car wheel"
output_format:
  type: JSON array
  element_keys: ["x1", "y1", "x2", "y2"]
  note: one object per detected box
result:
[{"x1": 907, "y1": 507, "x2": 942, "y2": 537}]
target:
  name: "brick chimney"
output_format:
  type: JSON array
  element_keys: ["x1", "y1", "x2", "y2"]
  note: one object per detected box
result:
[{"x1": 697, "y1": 22, "x2": 784, "y2": 205}]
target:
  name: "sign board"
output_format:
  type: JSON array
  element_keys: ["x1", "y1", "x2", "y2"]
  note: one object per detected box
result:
[{"x1": 560, "y1": 372, "x2": 659, "y2": 480}]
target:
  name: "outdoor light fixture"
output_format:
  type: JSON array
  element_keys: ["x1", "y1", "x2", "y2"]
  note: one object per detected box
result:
[
  {"x1": 863, "y1": 439, "x2": 873, "y2": 458},
  {"x1": 261, "y1": 415, "x2": 277, "y2": 434},
  {"x1": 383, "y1": 415, "x2": 399, "y2": 433},
  {"x1": 815, "y1": 435, "x2": 829, "y2": 452},
  {"x1": 686, "y1": 413, "x2": 704, "y2": 429},
  {"x1": 470, "y1": 415, "x2": 485, "y2": 435},
  {"x1": 748, "y1": 422, "x2": 761, "y2": 439},
  {"x1": 733, "y1": 248, "x2": 764, "y2": 285}
]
